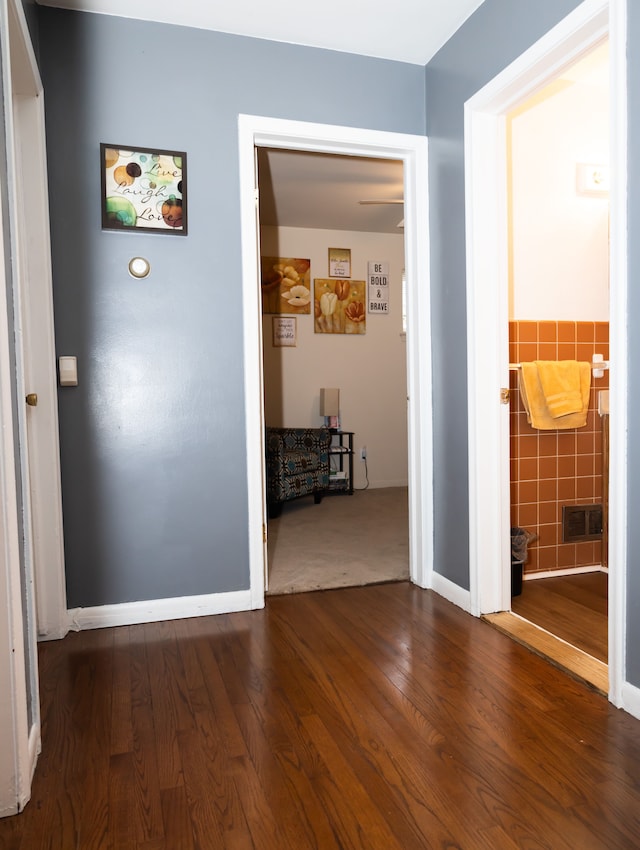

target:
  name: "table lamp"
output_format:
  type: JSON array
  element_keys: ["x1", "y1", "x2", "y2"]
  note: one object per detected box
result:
[{"x1": 320, "y1": 388, "x2": 340, "y2": 430}]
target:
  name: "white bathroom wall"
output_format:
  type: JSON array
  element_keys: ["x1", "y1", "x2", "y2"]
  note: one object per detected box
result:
[
  {"x1": 510, "y1": 65, "x2": 609, "y2": 321},
  {"x1": 261, "y1": 225, "x2": 407, "y2": 489}
]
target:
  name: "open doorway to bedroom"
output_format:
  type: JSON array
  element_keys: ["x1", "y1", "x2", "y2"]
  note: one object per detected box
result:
[
  {"x1": 238, "y1": 114, "x2": 433, "y2": 610},
  {"x1": 257, "y1": 149, "x2": 410, "y2": 595}
]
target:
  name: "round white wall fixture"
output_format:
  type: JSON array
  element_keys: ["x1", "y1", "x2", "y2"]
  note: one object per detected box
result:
[{"x1": 128, "y1": 257, "x2": 150, "y2": 278}]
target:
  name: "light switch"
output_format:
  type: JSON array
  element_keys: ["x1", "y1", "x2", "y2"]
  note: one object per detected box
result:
[{"x1": 59, "y1": 356, "x2": 78, "y2": 387}]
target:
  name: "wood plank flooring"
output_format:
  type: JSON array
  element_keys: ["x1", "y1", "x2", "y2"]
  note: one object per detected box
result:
[
  {"x1": 512, "y1": 572, "x2": 608, "y2": 663},
  {"x1": 1, "y1": 582, "x2": 639, "y2": 849},
  {"x1": 483, "y1": 613, "x2": 609, "y2": 695},
  {"x1": 485, "y1": 572, "x2": 609, "y2": 694}
]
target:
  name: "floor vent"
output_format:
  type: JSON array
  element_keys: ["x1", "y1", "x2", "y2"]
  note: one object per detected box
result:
[{"x1": 562, "y1": 504, "x2": 603, "y2": 542}]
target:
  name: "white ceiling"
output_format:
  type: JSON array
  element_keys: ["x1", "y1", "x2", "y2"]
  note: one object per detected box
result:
[
  {"x1": 35, "y1": 0, "x2": 486, "y2": 65},
  {"x1": 258, "y1": 150, "x2": 405, "y2": 235}
]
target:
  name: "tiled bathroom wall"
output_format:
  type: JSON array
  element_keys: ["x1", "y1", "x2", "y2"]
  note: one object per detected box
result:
[{"x1": 509, "y1": 320, "x2": 609, "y2": 574}]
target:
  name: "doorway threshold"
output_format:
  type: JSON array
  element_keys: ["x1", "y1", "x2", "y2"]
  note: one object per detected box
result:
[{"x1": 483, "y1": 611, "x2": 608, "y2": 696}]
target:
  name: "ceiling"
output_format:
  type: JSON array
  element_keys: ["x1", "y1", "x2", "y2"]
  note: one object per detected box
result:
[
  {"x1": 35, "y1": 0, "x2": 487, "y2": 235},
  {"x1": 35, "y1": 0, "x2": 486, "y2": 65},
  {"x1": 258, "y1": 150, "x2": 405, "y2": 235},
  {"x1": 258, "y1": 40, "x2": 609, "y2": 236},
  {"x1": 35, "y1": 1, "x2": 607, "y2": 236}
]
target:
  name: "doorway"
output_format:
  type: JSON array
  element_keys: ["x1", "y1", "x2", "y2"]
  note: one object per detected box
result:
[
  {"x1": 6, "y1": 0, "x2": 66, "y2": 642},
  {"x1": 257, "y1": 148, "x2": 410, "y2": 594},
  {"x1": 0, "y1": 0, "x2": 66, "y2": 814},
  {"x1": 465, "y1": 0, "x2": 627, "y2": 706},
  {"x1": 506, "y1": 40, "x2": 609, "y2": 677},
  {"x1": 238, "y1": 115, "x2": 433, "y2": 608}
]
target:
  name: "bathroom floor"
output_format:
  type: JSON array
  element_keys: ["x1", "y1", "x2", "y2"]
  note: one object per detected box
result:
[{"x1": 511, "y1": 571, "x2": 607, "y2": 663}]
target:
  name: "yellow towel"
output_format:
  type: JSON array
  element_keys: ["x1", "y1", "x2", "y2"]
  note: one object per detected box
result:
[
  {"x1": 519, "y1": 361, "x2": 591, "y2": 430},
  {"x1": 536, "y1": 360, "x2": 583, "y2": 417}
]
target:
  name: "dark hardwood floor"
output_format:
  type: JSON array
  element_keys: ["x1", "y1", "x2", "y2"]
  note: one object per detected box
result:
[
  {"x1": 1, "y1": 582, "x2": 639, "y2": 849},
  {"x1": 511, "y1": 571, "x2": 608, "y2": 663}
]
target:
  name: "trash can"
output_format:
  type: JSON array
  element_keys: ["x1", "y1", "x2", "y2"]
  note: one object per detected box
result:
[
  {"x1": 510, "y1": 527, "x2": 534, "y2": 597},
  {"x1": 511, "y1": 558, "x2": 524, "y2": 597}
]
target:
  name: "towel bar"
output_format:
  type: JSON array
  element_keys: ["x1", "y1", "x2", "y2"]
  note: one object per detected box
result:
[{"x1": 509, "y1": 358, "x2": 609, "y2": 377}]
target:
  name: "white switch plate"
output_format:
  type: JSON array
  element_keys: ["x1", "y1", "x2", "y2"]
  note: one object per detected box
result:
[{"x1": 59, "y1": 356, "x2": 78, "y2": 386}]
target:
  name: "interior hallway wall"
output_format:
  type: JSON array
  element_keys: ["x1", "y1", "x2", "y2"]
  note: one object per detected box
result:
[
  {"x1": 37, "y1": 7, "x2": 425, "y2": 608},
  {"x1": 424, "y1": 0, "x2": 588, "y2": 591},
  {"x1": 261, "y1": 225, "x2": 407, "y2": 490},
  {"x1": 426, "y1": 0, "x2": 640, "y2": 692},
  {"x1": 509, "y1": 53, "x2": 610, "y2": 322}
]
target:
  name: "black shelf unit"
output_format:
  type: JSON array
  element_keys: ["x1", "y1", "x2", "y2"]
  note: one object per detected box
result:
[{"x1": 326, "y1": 429, "x2": 354, "y2": 495}]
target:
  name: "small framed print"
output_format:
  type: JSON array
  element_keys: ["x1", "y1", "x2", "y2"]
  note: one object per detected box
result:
[
  {"x1": 101, "y1": 143, "x2": 187, "y2": 234},
  {"x1": 272, "y1": 317, "x2": 297, "y2": 347},
  {"x1": 328, "y1": 247, "x2": 351, "y2": 278}
]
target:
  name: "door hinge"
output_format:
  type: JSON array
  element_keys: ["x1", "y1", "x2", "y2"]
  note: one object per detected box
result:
[
  {"x1": 500, "y1": 388, "x2": 510, "y2": 405},
  {"x1": 263, "y1": 523, "x2": 267, "y2": 543}
]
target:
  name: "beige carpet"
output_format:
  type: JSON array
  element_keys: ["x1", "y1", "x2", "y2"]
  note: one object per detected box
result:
[{"x1": 267, "y1": 487, "x2": 409, "y2": 595}]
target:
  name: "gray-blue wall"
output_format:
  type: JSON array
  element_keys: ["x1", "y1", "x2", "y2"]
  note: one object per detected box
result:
[
  {"x1": 426, "y1": 0, "x2": 640, "y2": 689},
  {"x1": 36, "y1": 2, "x2": 640, "y2": 691},
  {"x1": 20, "y1": 0, "x2": 39, "y2": 55},
  {"x1": 425, "y1": 1, "x2": 585, "y2": 587},
  {"x1": 37, "y1": 8, "x2": 425, "y2": 608}
]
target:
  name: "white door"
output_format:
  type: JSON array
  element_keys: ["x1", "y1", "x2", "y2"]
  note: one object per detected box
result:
[
  {"x1": 7, "y1": 0, "x2": 67, "y2": 643},
  {"x1": 0, "y1": 0, "x2": 66, "y2": 815}
]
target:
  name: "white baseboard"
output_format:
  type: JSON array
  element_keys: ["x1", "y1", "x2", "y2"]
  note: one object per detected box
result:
[
  {"x1": 364, "y1": 479, "x2": 409, "y2": 489},
  {"x1": 431, "y1": 571, "x2": 472, "y2": 614},
  {"x1": 68, "y1": 589, "x2": 259, "y2": 631},
  {"x1": 524, "y1": 565, "x2": 607, "y2": 581},
  {"x1": 37, "y1": 622, "x2": 72, "y2": 642},
  {"x1": 28, "y1": 722, "x2": 41, "y2": 781},
  {"x1": 621, "y1": 681, "x2": 640, "y2": 721}
]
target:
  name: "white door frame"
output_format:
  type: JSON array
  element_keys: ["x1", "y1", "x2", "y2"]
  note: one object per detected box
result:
[
  {"x1": 464, "y1": 0, "x2": 627, "y2": 707},
  {"x1": 0, "y1": 177, "x2": 35, "y2": 817},
  {"x1": 0, "y1": 0, "x2": 65, "y2": 815},
  {"x1": 6, "y1": 0, "x2": 67, "y2": 642},
  {"x1": 238, "y1": 115, "x2": 433, "y2": 606}
]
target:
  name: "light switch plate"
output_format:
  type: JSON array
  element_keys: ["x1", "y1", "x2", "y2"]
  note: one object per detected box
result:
[{"x1": 59, "y1": 356, "x2": 78, "y2": 386}]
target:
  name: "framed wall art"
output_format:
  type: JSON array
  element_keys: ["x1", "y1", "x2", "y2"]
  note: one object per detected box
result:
[
  {"x1": 328, "y1": 247, "x2": 351, "y2": 278},
  {"x1": 272, "y1": 317, "x2": 297, "y2": 347},
  {"x1": 101, "y1": 144, "x2": 187, "y2": 234},
  {"x1": 314, "y1": 279, "x2": 366, "y2": 335},
  {"x1": 261, "y1": 257, "x2": 311, "y2": 314}
]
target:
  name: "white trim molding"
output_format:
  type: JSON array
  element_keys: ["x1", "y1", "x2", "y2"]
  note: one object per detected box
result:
[
  {"x1": 524, "y1": 565, "x2": 606, "y2": 581},
  {"x1": 464, "y1": 0, "x2": 627, "y2": 709},
  {"x1": 605, "y1": 0, "x2": 628, "y2": 710},
  {"x1": 12, "y1": 93, "x2": 67, "y2": 642},
  {"x1": 6, "y1": 0, "x2": 67, "y2": 642},
  {"x1": 68, "y1": 590, "x2": 255, "y2": 631},
  {"x1": 238, "y1": 115, "x2": 433, "y2": 601},
  {"x1": 621, "y1": 682, "x2": 640, "y2": 722},
  {"x1": 431, "y1": 571, "x2": 472, "y2": 614}
]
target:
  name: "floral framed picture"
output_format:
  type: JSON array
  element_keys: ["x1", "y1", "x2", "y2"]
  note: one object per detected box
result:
[
  {"x1": 314, "y1": 279, "x2": 366, "y2": 334},
  {"x1": 261, "y1": 257, "x2": 311, "y2": 314},
  {"x1": 101, "y1": 144, "x2": 187, "y2": 234}
]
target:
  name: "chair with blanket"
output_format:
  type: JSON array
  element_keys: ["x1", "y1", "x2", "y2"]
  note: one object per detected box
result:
[{"x1": 265, "y1": 426, "x2": 331, "y2": 518}]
